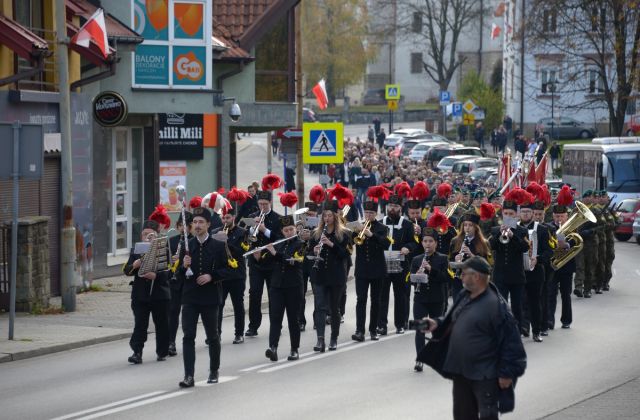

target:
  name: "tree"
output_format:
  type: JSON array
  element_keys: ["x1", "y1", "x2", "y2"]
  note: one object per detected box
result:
[
  {"x1": 458, "y1": 71, "x2": 505, "y2": 132},
  {"x1": 526, "y1": 0, "x2": 640, "y2": 136},
  {"x1": 301, "y1": 0, "x2": 376, "y2": 107}
]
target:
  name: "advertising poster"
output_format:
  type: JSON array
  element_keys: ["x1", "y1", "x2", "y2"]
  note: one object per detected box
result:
[
  {"x1": 134, "y1": 44, "x2": 169, "y2": 86},
  {"x1": 158, "y1": 113, "x2": 205, "y2": 160},
  {"x1": 172, "y1": 46, "x2": 206, "y2": 86},
  {"x1": 159, "y1": 161, "x2": 187, "y2": 212},
  {"x1": 133, "y1": 0, "x2": 169, "y2": 41},
  {"x1": 173, "y1": 2, "x2": 204, "y2": 40}
]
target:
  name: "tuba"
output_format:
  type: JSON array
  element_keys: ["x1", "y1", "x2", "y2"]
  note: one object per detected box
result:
[{"x1": 550, "y1": 201, "x2": 597, "y2": 270}]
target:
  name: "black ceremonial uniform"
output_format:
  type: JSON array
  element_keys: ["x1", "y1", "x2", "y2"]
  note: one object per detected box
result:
[
  {"x1": 547, "y1": 222, "x2": 576, "y2": 329},
  {"x1": 436, "y1": 226, "x2": 457, "y2": 255},
  {"x1": 168, "y1": 233, "x2": 192, "y2": 352},
  {"x1": 353, "y1": 220, "x2": 391, "y2": 337},
  {"x1": 246, "y1": 210, "x2": 282, "y2": 334}
]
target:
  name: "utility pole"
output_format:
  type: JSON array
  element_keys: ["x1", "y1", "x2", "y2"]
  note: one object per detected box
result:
[
  {"x1": 295, "y1": 5, "x2": 304, "y2": 207},
  {"x1": 55, "y1": 0, "x2": 77, "y2": 311}
]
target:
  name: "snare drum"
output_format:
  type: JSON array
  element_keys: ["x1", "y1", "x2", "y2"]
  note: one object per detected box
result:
[{"x1": 384, "y1": 250, "x2": 405, "y2": 274}]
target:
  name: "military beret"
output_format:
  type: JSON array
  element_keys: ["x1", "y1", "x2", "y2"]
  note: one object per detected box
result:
[
  {"x1": 462, "y1": 256, "x2": 492, "y2": 275},
  {"x1": 192, "y1": 207, "x2": 211, "y2": 222},
  {"x1": 582, "y1": 189, "x2": 593, "y2": 198}
]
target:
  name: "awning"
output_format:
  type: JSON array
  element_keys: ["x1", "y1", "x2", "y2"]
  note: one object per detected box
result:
[{"x1": 0, "y1": 13, "x2": 49, "y2": 61}]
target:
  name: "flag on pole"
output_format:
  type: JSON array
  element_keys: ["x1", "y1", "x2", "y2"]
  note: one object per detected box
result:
[
  {"x1": 535, "y1": 153, "x2": 548, "y2": 185},
  {"x1": 312, "y1": 79, "x2": 329, "y2": 110},
  {"x1": 491, "y1": 23, "x2": 502, "y2": 40},
  {"x1": 71, "y1": 8, "x2": 109, "y2": 58},
  {"x1": 527, "y1": 159, "x2": 537, "y2": 184}
]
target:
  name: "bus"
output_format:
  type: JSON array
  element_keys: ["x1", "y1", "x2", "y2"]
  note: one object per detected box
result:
[{"x1": 562, "y1": 137, "x2": 640, "y2": 206}]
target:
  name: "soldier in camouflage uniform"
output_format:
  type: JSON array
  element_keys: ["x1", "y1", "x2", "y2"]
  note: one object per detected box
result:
[
  {"x1": 592, "y1": 191, "x2": 608, "y2": 294},
  {"x1": 578, "y1": 191, "x2": 599, "y2": 298},
  {"x1": 600, "y1": 191, "x2": 617, "y2": 291}
]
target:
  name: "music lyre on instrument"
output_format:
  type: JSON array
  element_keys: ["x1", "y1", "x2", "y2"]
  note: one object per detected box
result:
[{"x1": 138, "y1": 232, "x2": 170, "y2": 296}]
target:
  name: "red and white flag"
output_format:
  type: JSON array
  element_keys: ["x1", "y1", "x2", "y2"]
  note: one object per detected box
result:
[
  {"x1": 312, "y1": 79, "x2": 329, "y2": 110},
  {"x1": 491, "y1": 23, "x2": 502, "y2": 40},
  {"x1": 535, "y1": 153, "x2": 548, "y2": 185},
  {"x1": 71, "y1": 8, "x2": 109, "y2": 58}
]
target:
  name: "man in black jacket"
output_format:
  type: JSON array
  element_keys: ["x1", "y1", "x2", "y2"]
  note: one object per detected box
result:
[
  {"x1": 421, "y1": 257, "x2": 527, "y2": 420},
  {"x1": 547, "y1": 203, "x2": 576, "y2": 329},
  {"x1": 168, "y1": 211, "x2": 193, "y2": 357},
  {"x1": 351, "y1": 201, "x2": 391, "y2": 342}
]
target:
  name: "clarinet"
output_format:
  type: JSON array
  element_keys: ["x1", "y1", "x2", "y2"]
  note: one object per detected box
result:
[
  {"x1": 312, "y1": 226, "x2": 328, "y2": 270},
  {"x1": 416, "y1": 253, "x2": 431, "y2": 293}
]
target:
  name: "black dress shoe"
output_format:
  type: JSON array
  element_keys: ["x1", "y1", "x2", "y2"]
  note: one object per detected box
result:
[
  {"x1": 370, "y1": 332, "x2": 380, "y2": 341},
  {"x1": 540, "y1": 330, "x2": 549, "y2": 337},
  {"x1": 561, "y1": 324, "x2": 571, "y2": 329},
  {"x1": 205, "y1": 338, "x2": 210, "y2": 345},
  {"x1": 377, "y1": 327, "x2": 388, "y2": 336},
  {"x1": 595, "y1": 288, "x2": 603, "y2": 294},
  {"x1": 313, "y1": 337, "x2": 325, "y2": 353},
  {"x1": 396, "y1": 328, "x2": 405, "y2": 335},
  {"x1": 265, "y1": 346, "x2": 278, "y2": 362},
  {"x1": 287, "y1": 350, "x2": 299, "y2": 361},
  {"x1": 179, "y1": 376, "x2": 194, "y2": 388},
  {"x1": 533, "y1": 334, "x2": 543, "y2": 343},
  {"x1": 168, "y1": 343, "x2": 177, "y2": 357},
  {"x1": 245, "y1": 329, "x2": 258, "y2": 337},
  {"x1": 520, "y1": 329, "x2": 530, "y2": 338},
  {"x1": 329, "y1": 338, "x2": 337, "y2": 351},
  {"x1": 584, "y1": 291, "x2": 592, "y2": 298},
  {"x1": 207, "y1": 370, "x2": 219, "y2": 384},
  {"x1": 299, "y1": 323, "x2": 306, "y2": 332},
  {"x1": 574, "y1": 288, "x2": 583, "y2": 297},
  {"x1": 128, "y1": 352, "x2": 142, "y2": 364},
  {"x1": 157, "y1": 355, "x2": 167, "y2": 361},
  {"x1": 602, "y1": 284, "x2": 610, "y2": 291},
  {"x1": 351, "y1": 332, "x2": 365, "y2": 342},
  {"x1": 414, "y1": 362, "x2": 423, "y2": 372},
  {"x1": 233, "y1": 335, "x2": 244, "y2": 344}
]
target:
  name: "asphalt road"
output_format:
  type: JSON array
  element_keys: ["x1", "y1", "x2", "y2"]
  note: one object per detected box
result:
[{"x1": 1, "y1": 240, "x2": 639, "y2": 420}]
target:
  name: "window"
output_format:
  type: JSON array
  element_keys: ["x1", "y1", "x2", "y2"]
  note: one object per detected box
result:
[
  {"x1": 411, "y1": 53, "x2": 423, "y2": 74},
  {"x1": 543, "y1": 9, "x2": 557, "y2": 33},
  {"x1": 588, "y1": 69, "x2": 604, "y2": 93},
  {"x1": 255, "y1": 14, "x2": 290, "y2": 102},
  {"x1": 541, "y1": 69, "x2": 557, "y2": 93},
  {"x1": 412, "y1": 12, "x2": 423, "y2": 33}
]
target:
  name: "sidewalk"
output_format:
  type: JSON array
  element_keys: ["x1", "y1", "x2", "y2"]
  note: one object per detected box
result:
[{"x1": 0, "y1": 275, "x2": 267, "y2": 363}]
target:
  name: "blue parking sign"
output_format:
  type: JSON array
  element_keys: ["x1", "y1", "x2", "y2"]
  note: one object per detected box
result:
[
  {"x1": 439, "y1": 91, "x2": 451, "y2": 105},
  {"x1": 452, "y1": 102, "x2": 462, "y2": 117}
]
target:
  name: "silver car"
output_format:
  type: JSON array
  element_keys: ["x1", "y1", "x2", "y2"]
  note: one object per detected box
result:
[{"x1": 383, "y1": 128, "x2": 427, "y2": 148}]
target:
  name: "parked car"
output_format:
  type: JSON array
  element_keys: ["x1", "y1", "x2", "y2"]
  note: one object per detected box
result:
[
  {"x1": 626, "y1": 114, "x2": 640, "y2": 136},
  {"x1": 395, "y1": 138, "x2": 449, "y2": 158},
  {"x1": 469, "y1": 167, "x2": 498, "y2": 182},
  {"x1": 633, "y1": 209, "x2": 640, "y2": 244},
  {"x1": 424, "y1": 144, "x2": 486, "y2": 165},
  {"x1": 451, "y1": 157, "x2": 499, "y2": 176},
  {"x1": 614, "y1": 198, "x2": 640, "y2": 241},
  {"x1": 409, "y1": 141, "x2": 449, "y2": 161},
  {"x1": 411, "y1": 133, "x2": 454, "y2": 143},
  {"x1": 538, "y1": 117, "x2": 597, "y2": 139},
  {"x1": 436, "y1": 155, "x2": 477, "y2": 173},
  {"x1": 303, "y1": 107, "x2": 316, "y2": 122},
  {"x1": 362, "y1": 88, "x2": 386, "y2": 105},
  {"x1": 485, "y1": 172, "x2": 499, "y2": 187},
  {"x1": 383, "y1": 128, "x2": 428, "y2": 149}
]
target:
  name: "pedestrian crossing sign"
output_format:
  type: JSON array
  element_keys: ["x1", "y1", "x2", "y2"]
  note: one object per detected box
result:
[{"x1": 303, "y1": 122, "x2": 344, "y2": 163}]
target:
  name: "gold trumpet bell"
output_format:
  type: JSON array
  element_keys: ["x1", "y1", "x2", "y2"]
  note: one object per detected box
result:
[{"x1": 550, "y1": 200, "x2": 596, "y2": 270}]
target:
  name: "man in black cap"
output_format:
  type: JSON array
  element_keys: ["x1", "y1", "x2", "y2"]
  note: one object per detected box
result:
[
  {"x1": 405, "y1": 198, "x2": 426, "y2": 325},
  {"x1": 245, "y1": 190, "x2": 282, "y2": 337},
  {"x1": 351, "y1": 200, "x2": 391, "y2": 342},
  {"x1": 298, "y1": 202, "x2": 319, "y2": 330},
  {"x1": 178, "y1": 207, "x2": 228, "y2": 387},
  {"x1": 547, "y1": 203, "x2": 576, "y2": 329},
  {"x1": 378, "y1": 194, "x2": 418, "y2": 335},
  {"x1": 168, "y1": 211, "x2": 193, "y2": 356}
]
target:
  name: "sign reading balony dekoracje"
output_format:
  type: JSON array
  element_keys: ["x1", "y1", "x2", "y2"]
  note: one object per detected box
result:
[{"x1": 132, "y1": 0, "x2": 212, "y2": 89}]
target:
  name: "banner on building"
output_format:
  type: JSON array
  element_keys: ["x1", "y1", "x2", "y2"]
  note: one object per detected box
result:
[
  {"x1": 158, "y1": 113, "x2": 205, "y2": 160},
  {"x1": 159, "y1": 161, "x2": 187, "y2": 212}
]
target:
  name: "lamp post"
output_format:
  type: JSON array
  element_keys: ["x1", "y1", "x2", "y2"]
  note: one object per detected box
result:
[{"x1": 549, "y1": 81, "x2": 556, "y2": 140}]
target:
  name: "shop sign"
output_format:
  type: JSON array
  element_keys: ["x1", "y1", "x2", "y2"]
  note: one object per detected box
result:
[{"x1": 93, "y1": 91, "x2": 128, "y2": 127}]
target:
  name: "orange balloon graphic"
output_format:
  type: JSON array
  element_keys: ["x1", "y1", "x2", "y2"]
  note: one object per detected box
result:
[
  {"x1": 174, "y1": 3, "x2": 203, "y2": 37},
  {"x1": 146, "y1": 0, "x2": 168, "y2": 32}
]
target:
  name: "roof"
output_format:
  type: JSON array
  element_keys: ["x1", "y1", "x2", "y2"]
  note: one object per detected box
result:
[
  {"x1": 67, "y1": 0, "x2": 143, "y2": 43},
  {"x1": 212, "y1": 19, "x2": 252, "y2": 62}
]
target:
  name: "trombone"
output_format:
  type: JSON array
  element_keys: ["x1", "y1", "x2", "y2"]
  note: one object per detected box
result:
[
  {"x1": 444, "y1": 202, "x2": 459, "y2": 218},
  {"x1": 249, "y1": 211, "x2": 266, "y2": 242},
  {"x1": 353, "y1": 220, "x2": 371, "y2": 246}
]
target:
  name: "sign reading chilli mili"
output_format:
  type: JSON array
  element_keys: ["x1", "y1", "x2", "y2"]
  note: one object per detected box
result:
[
  {"x1": 158, "y1": 114, "x2": 204, "y2": 160},
  {"x1": 93, "y1": 91, "x2": 128, "y2": 127}
]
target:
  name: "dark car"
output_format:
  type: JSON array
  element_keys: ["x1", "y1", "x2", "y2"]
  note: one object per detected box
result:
[
  {"x1": 614, "y1": 198, "x2": 640, "y2": 241},
  {"x1": 362, "y1": 89, "x2": 386, "y2": 105}
]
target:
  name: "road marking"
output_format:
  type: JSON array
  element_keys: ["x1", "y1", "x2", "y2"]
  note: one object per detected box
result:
[
  {"x1": 239, "y1": 342, "x2": 357, "y2": 372},
  {"x1": 49, "y1": 392, "x2": 166, "y2": 420},
  {"x1": 195, "y1": 375, "x2": 239, "y2": 386},
  {"x1": 73, "y1": 391, "x2": 188, "y2": 420},
  {"x1": 257, "y1": 333, "x2": 410, "y2": 374}
]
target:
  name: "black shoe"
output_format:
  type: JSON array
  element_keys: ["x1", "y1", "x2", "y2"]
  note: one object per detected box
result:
[
  {"x1": 128, "y1": 352, "x2": 142, "y2": 364},
  {"x1": 245, "y1": 329, "x2": 258, "y2": 337},
  {"x1": 540, "y1": 330, "x2": 549, "y2": 337},
  {"x1": 340, "y1": 315, "x2": 345, "y2": 324},
  {"x1": 520, "y1": 328, "x2": 530, "y2": 338},
  {"x1": 288, "y1": 350, "x2": 299, "y2": 361},
  {"x1": 533, "y1": 334, "x2": 543, "y2": 343},
  {"x1": 396, "y1": 328, "x2": 405, "y2": 335},
  {"x1": 414, "y1": 362, "x2": 424, "y2": 372},
  {"x1": 573, "y1": 288, "x2": 583, "y2": 297},
  {"x1": 595, "y1": 288, "x2": 603, "y2": 294},
  {"x1": 377, "y1": 327, "x2": 387, "y2": 336},
  {"x1": 602, "y1": 284, "x2": 610, "y2": 291},
  {"x1": 265, "y1": 346, "x2": 278, "y2": 362},
  {"x1": 329, "y1": 338, "x2": 337, "y2": 351},
  {"x1": 370, "y1": 332, "x2": 380, "y2": 341},
  {"x1": 179, "y1": 376, "x2": 194, "y2": 388},
  {"x1": 207, "y1": 370, "x2": 219, "y2": 384},
  {"x1": 157, "y1": 355, "x2": 167, "y2": 361},
  {"x1": 299, "y1": 323, "x2": 306, "y2": 332},
  {"x1": 233, "y1": 335, "x2": 244, "y2": 344},
  {"x1": 351, "y1": 332, "x2": 365, "y2": 342},
  {"x1": 168, "y1": 343, "x2": 177, "y2": 357},
  {"x1": 584, "y1": 291, "x2": 592, "y2": 298},
  {"x1": 561, "y1": 324, "x2": 571, "y2": 329},
  {"x1": 313, "y1": 337, "x2": 325, "y2": 353}
]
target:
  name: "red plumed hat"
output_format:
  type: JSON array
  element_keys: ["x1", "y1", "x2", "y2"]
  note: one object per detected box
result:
[
  {"x1": 261, "y1": 173, "x2": 284, "y2": 191},
  {"x1": 328, "y1": 183, "x2": 354, "y2": 208},
  {"x1": 393, "y1": 181, "x2": 412, "y2": 198},
  {"x1": 427, "y1": 208, "x2": 452, "y2": 232},
  {"x1": 367, "y1": 185, "x2": 391, "y2": 202},
  {"x1": 525, "y1": 182, "x2": 543, "y2": 198},
  {"x1": 278, "y1": 191, "x2": 298, "y2": 208},
  {"x1": 309, "y1": 184, "x2": 326, "y2": 204},
  {"x1": 540, "y1": 184, "x2": 551, "y2": 207},
  {"x1": 479, "y1": 202, "x2": 496, "y2": 221},
  {"x1": 505, "y1": 187, "x2": 529, "y2": 206},
  {"x1": 411, "y1": 181, "x2": 430, "y2": 200},
  {"x1": 149, "y1": 204, "x2": 171, "y2": 230},
  {"x1": 437, "y1": 182, "x2": 453, "y2": 199},
  {"x1": 227, "y1": 187, "x2": 251, "y2": 205},
  {"x1": 189, "y1": 195, "x2": 203, "y2": 209},
  {"x1": 557, "y1": 185, "x2": 573, "y2": 206}
]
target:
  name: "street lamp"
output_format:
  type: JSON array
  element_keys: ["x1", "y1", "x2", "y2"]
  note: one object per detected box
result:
[{"x1": 549, "y1": 80, "x2": 556, "y2": 140}]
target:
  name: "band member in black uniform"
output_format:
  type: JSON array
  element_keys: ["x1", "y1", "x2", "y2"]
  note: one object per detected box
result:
[
  {"x1": 405, "y1": 197, "x2": 426, "y2": 326},
  {"x1": 378, "y1": 194, "x2": 418, "y2": 335},
  {"x1": 264, "y1": 215, "x2": 305, "y2": 362},
  {"x1": 123, "y1": 213, "x2": 171, "y2": 364},
  {"x1": 245, "y1": 189, "x2": 282, "y2": 337},
  {"x1": 532, "y1": 199, "x2": 555, "y2": 335},
  {"x1": 298, "y1": 201, "x2": 319, "y2": 330},
  {"x1": 478, "y1": 201, "x2": 500, "y2": 238},
  {"x1": 168, "y1": 211, "x2": 193, "y2": 357},
  {"x1": 236, "y1": 184, "x2": 259, "y2": 221},
  {"x1": 519, "y1": 196, "x2": 553, "y2": 343},
  {"x1": 489, "y1": 196, "x2": 530, "y2": 328},
  {"x1": 178, "y1": 207, "x2": 228, "y2": 387},
  {"x1": 409, "y1": 227, "x2": 452, "y2": 372},
  {"x1": 547, "y1": 201, "x2": 576, "y2": 329},
  {"x1": 308, "y1": 200, "x2": 351, "y2": 352},
  {"x1": 429, "y1": 193, "x2": 457, "y2": 255},
  {"x1": 351, "y1": 200, "x2": 391, "y2": 342},
  {"x1": 212, "y1": 209, "x2": 248, "y2": 344},
  {"x1": 449, "y1": 211, "x2": 491, "y2": 297}
]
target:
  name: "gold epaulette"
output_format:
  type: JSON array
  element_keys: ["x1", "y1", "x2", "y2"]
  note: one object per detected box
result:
[
  {"x1": 414, "y1": 235, "x2": 420, "y2": 243},
  {"x1": 548, "y1": 236, "x2": 558, "y2": 249},
  {"x1": 228, "y1": 257, "x2": 239, "y2": 268},
  {"x1": 241, "y1": 241, "x2": 250, "y2": 251},
  {"x1": 447, "y1": 268, "x2": 455, "y2": 278},
  {"x1": 405, "y1": 272, "x2": 411, "y2": 283},
  {"x1": 388, "y1": 237, "x2": 395, "y2": 245}
]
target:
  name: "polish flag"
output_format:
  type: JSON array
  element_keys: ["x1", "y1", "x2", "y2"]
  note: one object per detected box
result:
[
  {"x1": 71, "y1": 8, "x2": 109, "y2": 58},
  {"x1": 491, "y1": 23, "x2": 502, "y2": 40},
  {"x1": 527, "y1": 159, "x2": 537, "y2": 183},
  {"x1": 312, "y1": 79, "x2": 329, "y2": 110},
  {"x1": 535, "y1": 153, "x2": 548, "y2": 185}
]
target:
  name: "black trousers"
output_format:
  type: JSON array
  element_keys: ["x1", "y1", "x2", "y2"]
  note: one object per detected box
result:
[
  {"x1": 218, "y1": 278, "x2": 246, "y2": 337},
  {"x1": 540, "y1": 265, "x2": 553, "y2": 331},
  {"x1": 452, "y1": 376, "x2": 499, "y2": 420},
  {"x1": 299, "y1": 269, "x2": 311, "y2": 326},
  {"x1": 313, "y1": 283, "x2": 345, "y2": 339},
  {"x1": 524, "y1": 271, "x2": 544, "y2": 335},
  {"x1": 379, "y1": 272, "x2": 409, "y2": 330},
  {"x1": 355, "y1": 276, "x2": 383, "y2": 334},
  {"x1": 548, "y1": 271, "x2": 573, "y2": 328},
  {"x1": 269, "y1": 286, "x2": 302, "y2": 349},
  {"x1": 496, "y1": 282, "x2": 523, "y2": 326},
  {"x1": 413, "y1": 298, "x2": 445, "y2": 356},
  {"x1": 130, "y1": 299, "x2": 170, "y2": 357},
  {"x1": 182, "y1": 303, "x2": 220, "y2": 377},
  {"x1": 168, "y1": 286, "x2": 182, "y2": 345},
  {"x1": 248, "y1": 267, "x2": 272, "y2": 331}
]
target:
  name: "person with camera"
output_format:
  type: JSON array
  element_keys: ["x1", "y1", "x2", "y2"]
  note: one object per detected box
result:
[{"x1": 418, "y1": 257, "x2": 527, "y2": 420}]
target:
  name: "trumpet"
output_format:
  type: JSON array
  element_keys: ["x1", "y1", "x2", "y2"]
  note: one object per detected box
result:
[
  {"x1": 499, "y1": 227, "x2": 511, "y2": 244},
  {"x1": 353, "y1": 220, "x2": 372, "y2": 246},
  {"x1": 249, "y1": 211, "x2": 266, "y2": 242}
]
